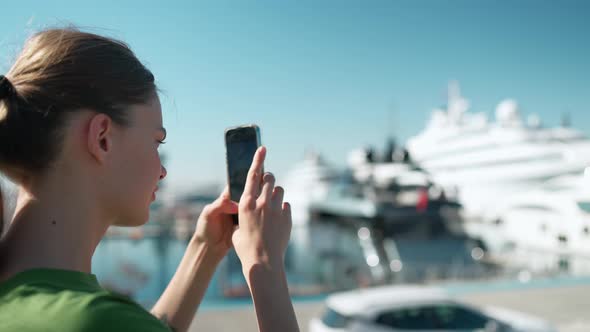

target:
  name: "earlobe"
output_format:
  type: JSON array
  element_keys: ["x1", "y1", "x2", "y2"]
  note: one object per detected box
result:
[{"x1": 87, "y1": 113, "x2": 113, "y2": 163}]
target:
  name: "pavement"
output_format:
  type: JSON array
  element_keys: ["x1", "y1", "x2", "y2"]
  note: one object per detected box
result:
[{"x1": 188, "y1": 281, "x2": 590, "y2": 332}]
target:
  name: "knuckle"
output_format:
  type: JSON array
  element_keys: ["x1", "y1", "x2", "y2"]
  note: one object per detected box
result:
[
  {"x1": 248, "y1": 169, "x2": 259, "y2": 181},
  {"x1": 238, "y1": 204, "x2": 246, "y2": 214},
  {"x1": 239, "y1": 195, "x2": 256, "y2": 209},
  {"x1": 248, "y1": 200, "x2": 258, "y2": 211},
  {"x1": 258, "y1": 198, "x2": 270, "y2": 209}
]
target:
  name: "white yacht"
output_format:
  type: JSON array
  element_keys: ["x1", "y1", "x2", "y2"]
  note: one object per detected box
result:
[
  {"x1": 281, "y1": 151, "x2": 344, "y2": 276},
  {"x1": 282, "y1": 151, "x2": 342, "y2": 227},
  {"x1": 484, "y1": 172, "x2": 590, "y2": 274},
  {"x1": 282, "y1": 150, "x2": 488, "y2": 285},
  {"x1": 406, "y1": 82, "x2": 590, "y2": 221}
]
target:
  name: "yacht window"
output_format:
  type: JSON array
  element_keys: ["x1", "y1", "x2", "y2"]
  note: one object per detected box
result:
[
  {"x1": 511, "y1": 205, "x2": 555, "y2": 212},
  {"x1": 577, "y1": 202, "x2": 590, "y2": 213},
  {"x1": 543, "y1": 185, "x2": 570, "y2": 192},
  {"x1": 559, "y1": 258, "x2": 570, "y2": 271}
]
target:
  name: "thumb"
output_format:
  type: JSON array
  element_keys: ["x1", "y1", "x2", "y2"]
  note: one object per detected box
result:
[
  {"x1": 219, "y1": 186, "x2": 239, "y2": 214},
  {"x1": 222, "y1": 185, "x2": 233, "y2": 202},
  {"x1": 206, "y1": 189, "x2": 239, "y2": 216},
  {"x1": 218, "y1": 198, "x2": 239, "y2": 214}
]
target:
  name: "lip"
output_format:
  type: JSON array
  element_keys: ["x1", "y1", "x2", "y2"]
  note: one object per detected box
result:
[{"x1": 151, "y1": 186, "x2": 159, "y2": 201}]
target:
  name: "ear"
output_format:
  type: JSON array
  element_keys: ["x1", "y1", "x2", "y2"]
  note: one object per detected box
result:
[{"x1": 87, "y1": 113, "x2": 114, "y2": 164}]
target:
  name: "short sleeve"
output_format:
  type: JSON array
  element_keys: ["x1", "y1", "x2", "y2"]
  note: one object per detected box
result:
[{"x1": 76, "y1": 292, "x2": 173, "y2": 332}]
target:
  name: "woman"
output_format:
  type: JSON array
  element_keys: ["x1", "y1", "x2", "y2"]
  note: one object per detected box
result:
[
  {"x1": 0, "y1": 184, "x2": 4, "y2": 236},
  {"x1": 0, "y1": 28, "x2": 299, "y2": 332}
]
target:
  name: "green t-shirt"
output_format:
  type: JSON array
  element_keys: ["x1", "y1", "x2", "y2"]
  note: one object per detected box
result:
[{"x1": 0, "y1": 268, "x2": 172, "y2": 331}]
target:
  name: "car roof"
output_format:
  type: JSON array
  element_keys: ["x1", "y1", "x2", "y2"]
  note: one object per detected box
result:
[{"x1": 326, "y1": 285, "x2": 453, "y2": 317}]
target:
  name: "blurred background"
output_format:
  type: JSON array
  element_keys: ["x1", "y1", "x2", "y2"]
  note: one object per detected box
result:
[{"x1": 1, "y1": 1, "x2": 589, "y2": 331}]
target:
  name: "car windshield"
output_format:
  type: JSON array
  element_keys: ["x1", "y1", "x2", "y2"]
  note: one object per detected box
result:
[
  {"x1": 376, "y1": 304, "x2": 490, "y2": 330},
  {"x1": 321, "y1": 307, "x2": 351, "y2": 328}
]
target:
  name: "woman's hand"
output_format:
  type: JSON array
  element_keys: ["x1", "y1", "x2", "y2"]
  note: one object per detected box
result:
[
  {"x1": 231, "y1": 146, "x2": 292, "y2": 273},
  {"x1": 153, "y1": 188, "x2": 240, "y2": 332},
  {"x1": 191, "y1": 187, "x2": 239, "y2": 261}
]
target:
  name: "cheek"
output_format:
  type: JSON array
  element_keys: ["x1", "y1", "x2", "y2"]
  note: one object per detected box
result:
[
  {"x1": 140, "y1": 148, "x2": 163, "y2": 189},
  {"x1": 124, "y1": 146, "x2": 160, "y2": 193}
]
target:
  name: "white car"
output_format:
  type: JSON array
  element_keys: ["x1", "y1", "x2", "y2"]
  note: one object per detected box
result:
[{"x1": 309, "y1": 285, "x2": 555, "y2": 332}]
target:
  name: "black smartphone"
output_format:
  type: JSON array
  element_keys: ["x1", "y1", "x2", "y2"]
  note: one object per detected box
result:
[{"x1": 225, "y1": 124, "x2": 262, "y2": 224}]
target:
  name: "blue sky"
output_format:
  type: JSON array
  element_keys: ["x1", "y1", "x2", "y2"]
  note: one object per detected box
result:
[{"x1": 1, "y1": 1, "x2": 589, "y2": 191}]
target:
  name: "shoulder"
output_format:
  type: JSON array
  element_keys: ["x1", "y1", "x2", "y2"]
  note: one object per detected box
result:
[
  {"x1": 76, "y1": 291, "x2": 173, "y2": 332},
  {"x1": 0, "y1": 280, "x2": 173, "y2": 332}
]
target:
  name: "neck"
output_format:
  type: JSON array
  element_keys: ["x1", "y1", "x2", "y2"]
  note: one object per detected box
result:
[{"x1": 0, "y1": 176, "x2": 110, "y2": 279}]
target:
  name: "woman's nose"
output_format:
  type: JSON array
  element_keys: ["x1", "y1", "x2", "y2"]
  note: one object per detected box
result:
[{"x1": 160, "y1": 165, "x2": 167, "y2": 180}]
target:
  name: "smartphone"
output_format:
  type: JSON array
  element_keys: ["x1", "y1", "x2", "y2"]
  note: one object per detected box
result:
[{"x1": 225, "y1": 124, "x2": 262, "y2": 224}]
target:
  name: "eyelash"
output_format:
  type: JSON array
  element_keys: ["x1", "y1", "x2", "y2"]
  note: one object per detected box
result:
[{"x1": 157, "y1": 139, "x2": 166, "y2": 145}]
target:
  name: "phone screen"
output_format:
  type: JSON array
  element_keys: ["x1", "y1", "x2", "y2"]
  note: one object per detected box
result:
[{"x1": 225, "y1": 126, "x2": 261, "y2": 205}]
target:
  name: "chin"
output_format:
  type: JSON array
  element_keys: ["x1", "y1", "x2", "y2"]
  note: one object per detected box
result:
[{"x1": 112, "y1": 211, "x2": 150, "y2": 227}]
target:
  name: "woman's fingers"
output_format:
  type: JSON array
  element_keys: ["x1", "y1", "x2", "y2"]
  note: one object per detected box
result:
[
  {"x1": 283, "y1": 202, "x2": 291, "y2": 217},
  {"x1": 219, "y1": 199, "x2": 239, "y2": 214},
  {"x1": 207, "y1": 187, "x2": 239, "y2": 215},
  {"x1": 221, "y1": 185, "x2": 232, "y2": 201},
  {"x1": 242, "y1": 146, "x2": 266, "y2": 202},
  {"x1": 282, "y1": 201, "x2": 293, "y2": 228},
  {"x1": 259, "y1": 173, "x2": 275, "y2": 206},
  {"x1": 220, "y1": 186, "x2": 239, "y2": 213},
  {"x1": 272, "y1": 186, "x2": 285, "y2": 211}
]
